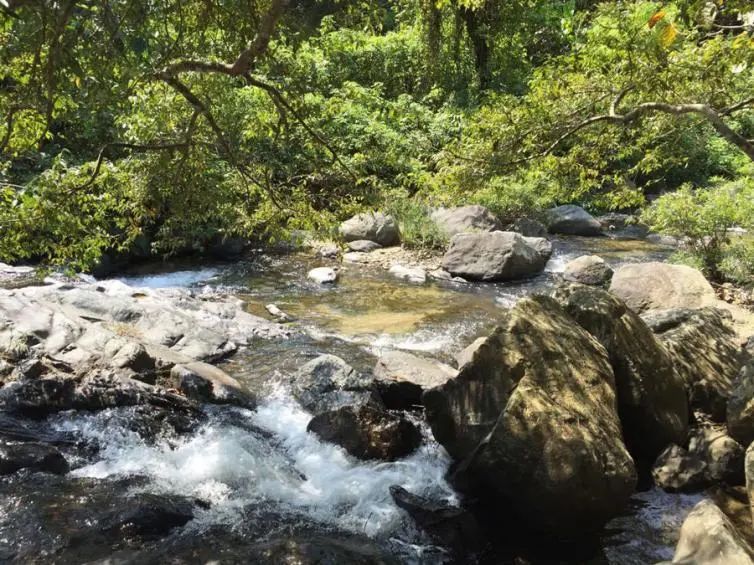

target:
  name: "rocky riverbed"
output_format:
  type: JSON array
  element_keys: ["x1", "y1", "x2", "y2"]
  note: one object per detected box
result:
[{"x1": 1, "y1": 225, "x2": 753, "y2": 564}]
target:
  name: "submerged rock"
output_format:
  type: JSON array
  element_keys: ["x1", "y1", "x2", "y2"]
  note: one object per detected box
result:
[
  {"x1": 546, "y1": 205, "x2": 602, "y2": 236},
  {"x1": 423, "y1": 296, "x2": 637, "y2": 538},
  {"x1": 430, "y1": 205, "x2": 501, "y2": 237},
  {"x1": 373, "y1": 350, "x2": 457, "y2": 410},
  {"x1": 307, "y1": 404, "x2": 421, "y2": 461},
  {"x1": 0, "y1": 440, "x2": 69, "y2": 476},
  {"x1": 668, "y1": 499, "x2": 754, "y2": 564},
  {"x1": 441, "y1": 231, "x2": 548, "y2": 282},
  {"x1": 553, "y1": 285, "x2": 688, "y2": 465},
  {"x1": 562, "y1": 255, "x2": 613, "y2": 286},
  {"x1": 339, "y1": 212, "x2": 400, "y2": 246}
]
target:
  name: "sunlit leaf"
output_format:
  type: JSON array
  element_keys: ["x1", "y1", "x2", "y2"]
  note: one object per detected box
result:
[
  {"x1": 648, "y1": 10, "x2": 665, "y2": 28},
  {"x1": 659, "y1": 23, "x2": 678, "y2": 47}
]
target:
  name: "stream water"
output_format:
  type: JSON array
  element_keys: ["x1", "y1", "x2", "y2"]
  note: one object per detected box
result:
[{"x1": 0, "y1": 237, "x2": 705, "y2": 563}]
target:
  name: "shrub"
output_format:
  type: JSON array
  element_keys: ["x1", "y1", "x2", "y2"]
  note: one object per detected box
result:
[{"x1": 386, "y1": 198, "x2": 448, "y2": 250}]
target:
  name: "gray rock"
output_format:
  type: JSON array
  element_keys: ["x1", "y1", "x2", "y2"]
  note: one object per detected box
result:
[
  {"x1": 546, "y1": 205, "x2": 603, "y2": 236},
  {"x1": 423, "y1": 296, "x2": 636, "y2": 538},
  {"x1": 746, "y1": 443, "x2": 754, "y2": 527},
  {"x1": 553, "y1": 285, "x2": 689, "y2": 465},
  {"x1": 291, "y1": 354, "x2": 375, "y2": 415},
  {"x1": 510, "y1": 217, "x2": 547, "y2": 237},
  {"x1": 430, "y1": 205, "x2": 501, "y2": 237},
  {"x1": 373, "y1": 350, "x2": 457, "y2": 410},
  {"x1": 347, "y1": 240, "x2": 382, "y2": 253},
  {"x1": 388, "y1": 265, "x2": 426, "y2": 284},
  {"x1": 610, "y1": 262, "x2": 717, "y2": 313},
  {"x1": 110, "y1": 342, "x2": 156, "y2": 374},
  {"x1": 339, "y1": 212, "x2": 400, "y2": 246},
  {"x1": 316, "y1": 243, "x2": 340, "y2": 258},
  {"x1": 522, "y1": 236, "x2": 553, "y2": 262},
  {"x1": 689, "y1": 428, "x2": 745, "y2": 485},
  {"x1": 171, "y1": 362, "x2": 256, "y2": 409},
  {"x1": 307, "y1": 404, "x2": 421, "y2": 461},
  {"x1": 562, "y1": 255, "x2": 613, "y2": 286},
  {"x1": 307, "y1": 267, "x2": 338, "y2": 284},
  {"x1": 728, "y1": 360, "x2": 754, "y2": 446},
  {"x1": 652, "y1": 444, "x2": 708, "y2": 492},
  {"x1": 669, "y1": 499, "x2": 754, "y2": 564},
  {"x1": 441, "y1": 231, "x2": 547, "y2": 282},
  {"x1": 342, "y1": 251, "x2": 369, "y2": 264}
]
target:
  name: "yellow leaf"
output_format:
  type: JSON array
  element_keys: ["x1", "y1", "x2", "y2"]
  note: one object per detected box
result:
[
  {"x1": 660, "y1": 23, "x2": 678, "y2": 47},
  {"x1": 648, "y1": 10, "x2": 666, "y2": 28}
]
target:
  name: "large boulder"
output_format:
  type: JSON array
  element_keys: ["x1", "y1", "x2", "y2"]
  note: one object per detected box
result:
[
  {"x1": 0, "y1": 440, "x2": 69, "y2": 476},
  {"x1": 430, "y1": 205, "x2": 501, "y2": 237},
  {"x1": 339, "y1": 212, "x2": 400, "y2": 246},
  {"x1": 546, "y1": 205, "x2": 602, "y2": 236},
  {"x1": 291, "y1": 354, "x2": 376, "y2": 415},
  {"x1": 373, "y1": 350, "x2": 457, "y2": 410},
  {"x1": 441, "y1": 231, "x2": 548, "y2": 282},
  {"x1": 610, "y1": 262, "x2": 717, "y2": 313},
  {"x1": 423, "y1": 296, "x2": 637, "y2": 538},
  {"x1": 307, "y1": 404, "x2": 421, "y2": 461},
  {"x1": 669, "y1": 500, "x2": 754, "y2": 564},
  {"x1": 652, "y1": 444, "x2": 708, "y2": 492},
  {"x1": 728, "y1": 360, "x2": 754, "y2": 446},
  {"x1": 649, "y1": 308, "x2": 744, "y2": 421},
  {"x1": 562, "y1": 255, "x2": 613, "y2": 286},
  {"x1": 553, "y1": 285, "x2": 688, "y2": 465}
]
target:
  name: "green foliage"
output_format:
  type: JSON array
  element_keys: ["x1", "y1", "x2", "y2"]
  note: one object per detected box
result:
[
  {"x1": 386, "y1": 198, "x2": 448, "y2": 249},
  {"x1": 642, "y1": 179, "x2": 754, "y2": 281}
]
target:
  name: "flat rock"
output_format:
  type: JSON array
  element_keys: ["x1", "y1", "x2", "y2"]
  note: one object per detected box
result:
[
  {"x1": 347, "y1": 240, "x2": 382, "y2": 253},
  {"x1": 374, "y1": 350, "x2": 457, "y2": 409},
  {"x1": 388, "y1": 264, "x2": 426, "y2": 284}
]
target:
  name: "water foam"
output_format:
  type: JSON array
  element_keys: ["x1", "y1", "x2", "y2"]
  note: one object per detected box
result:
[{"x1": 114, "y1": 268, "x2": 220, "y2": 289}]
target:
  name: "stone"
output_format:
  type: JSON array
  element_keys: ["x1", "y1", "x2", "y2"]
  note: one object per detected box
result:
[
  {"x1": 342, "y1": 252, "x2": 369, "y2": 264},
  {"x1": 373, "y1": 350, "x2": 457, "y2": 410},
  {"x1": 207, "y1": 236, "x2": 248, "y2": 259},
  {"x1": 610, "y1": 262, "x2": 717, "y2": 313},
  {"x1": 339, "y1": 212, "x2": 400, "y2": 246},
  {"x1": 0, "y1": 440, "x2": 69, "y2": 475},
  {"x1": 689, "y1": 428, "x2": 745, "y2": 485},
  {"x1": 307, "y1": 267, "x2": 338, "y2": 284},
  {"x1": 652, "y1": 444, "x2": 708, "y2": 492},
  {"x1": 347, "y1": 240, "x2": 382, "y2": 253},
  {"x1": 316, "y1": 243, "x2": 340, "y2": 258},
  {"x1": 522, "y1": 236, "x2": 553, "y2": 262},
  {"x1": 728, "y1": 361, "x2": 754, "y2": 446},
  {"x1": 652, "y1": 308, "x2": 743, "y2": 421},
  {"x1": 746, "y1": 443, "x2": 754, "y2": 527},
  {"x1": 546, "y1": 205, "x2": 603, "y2": 236},
  {"x1": 441, "y1": 231, "x2": 547, "y2": 282},
  {"x1": 562, "y1": 255, "x2": 613, "y2": 286},
  {"x1": 510, "y1": 217, "x2": 547, "y2": 237},
  {"x1": 98, "y1": 493, "x2": 195, "y2": 538},
  {"x1": 291, "y1": 354, "x2": 375, "y2": 415},
  {"x1": 669, "y1": 499, "x2": 754, "y2": 564},
  {"x1": 110, "y1": 342, "x2": 156, "y2": 374},
  {"x1": 430, "y1": 205, "x2": 501, "y2": 237},
  {"x1": 171, "y1": 362, "x2": 256, "y2": 409},
  {"x1": 388, "y1": 265, "x2": 426, "y2": 284},
  {"x1": 423, "y1": 296, "x2": 637, "y2": 538},
  {"x1": 553, "y1": 285, "x2": 688, "y2": 465},
  {"x1": 307, "y1": 404, "x2": 421, "y2": 461}
]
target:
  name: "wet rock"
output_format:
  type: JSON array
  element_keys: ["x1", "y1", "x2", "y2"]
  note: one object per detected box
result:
[
  {"x1": 292, "y1": 354, "x2": 375, "y2": 414},
  {"x1": 562, "y1": 255, "x2": 613, "y2": 286},
  {"x1": 246, "y1": 534, "x2": 399, "y2": 565},
  {"x1": 669, "y1": 499, "x2": 754, "y2": 564},
  {"x1": 339, "y1": 212, "x2": 400, "y2": 246},
  {"x1": 430, "y1": 205, "x2": 501, "y2": 238},
  {"x1": 171, "y1": 362, "x2": 256, "y2": 409},
  {"x1": 373, "y1": 350, "x2": 457, "y2": 410},
  {"x1": 109, "y1": 342, "x2": 156, "y2": 374},
  {"x1": 423, "y1": 296, "x2": 636, "y2": 538},
  {"x1": 510, "y1": 217, "x2": 547, "y2": 237},
  {"x1": 652, "y1": 444, "x2": 708, "y2": 492},
  {"x1": 610, "y1": 262, "x2": 717, "y2": 312},
  {"x1": 100, "y1": 492, "x2": 194, "y2": 539},
  {"x1": 546, "y1": 205, "x2": 602, "y2": 236},
  {"x1": 316, "y1": 243, "x2": 340, "y2": 258},
  {"x1": 0, "y1": 440, "x2": 69, "y2": 475},
  {"x1": 651, "y1": 307, "x2": 743, "y2": 421},
  {"x1": 343, "y1": 251, "x2": 370, "y2": 263},
  {"x1": 746, "y1": 443, "x2": 754, "y2": 526},
  {"x1": 348, "y1": 240, "x2": 382, "y2": 253},
  {"x1": 390, "y1": 485, "x2": 483, "y2": 554},
  {"x1": 523, "y1": 235, "x2": 553, "y2": 262},
  {"x1": 307, "y1": 267, "x2": 338, "y2": 284},
  {"x1": 14, "y1": 358, "x2": 46, "y2": 380},
  {"x1": 441, "y1": 231, "x2": 548, "y2": 282},
  {"x1": 553, "y1": 285, "x2": 688, "y2": 465},
  {"x1": 729, "y1": 360, "x2": 754, "y2": 446},
  {"x1": 265, "y1": 303, "x2": 294, "y2": 322},
  {"x1": 307, "y1": 404, "x2": 421, "y2": 461},
  {"x1": 388, "y1": 264, "x2": 426, "y2": 284}
]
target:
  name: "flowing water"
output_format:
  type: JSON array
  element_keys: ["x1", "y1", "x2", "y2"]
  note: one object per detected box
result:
[{"x1": 2, "y1": 236, "x2": 696, "y2": 564}]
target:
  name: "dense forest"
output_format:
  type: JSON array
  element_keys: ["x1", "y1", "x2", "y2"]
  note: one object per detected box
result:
[{"x1": 1, "y1": 0, "x2": 753, "y2": 280}]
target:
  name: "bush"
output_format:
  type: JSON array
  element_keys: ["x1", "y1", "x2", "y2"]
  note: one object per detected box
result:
[
  {"x1": 642, "y1": 179, "x2": 754, "y2": 281},
  {"x1": 386, "y1": 198, "x2": 448, "y2": 250}
]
